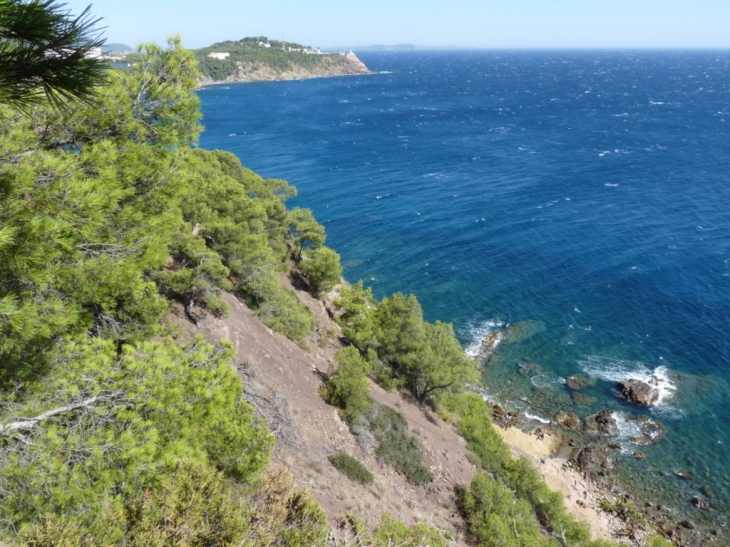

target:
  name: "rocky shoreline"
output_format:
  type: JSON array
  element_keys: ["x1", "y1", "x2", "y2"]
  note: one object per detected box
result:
[
  {"x1": 469, "y1": 321, "x2": 730, "y2": 546},
  {"x1": 198, "y1": 52, "x2": 370, "y2": 86},
  {"x1": 486, "y1": 394, "x2": 727, "y2": 547}
]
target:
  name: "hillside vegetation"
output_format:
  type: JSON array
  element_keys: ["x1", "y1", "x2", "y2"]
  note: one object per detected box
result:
[
  {"x1": 0, "y1": 33, "x2": 663, "y2": 547},
  {"x1": 191, "y1": 36, "x2": 369, "y2": 83}
]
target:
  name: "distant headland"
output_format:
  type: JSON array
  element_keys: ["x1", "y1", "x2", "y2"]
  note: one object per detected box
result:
[{"x1": 194, "y1": 36, "x2": 370, "y2": 84}]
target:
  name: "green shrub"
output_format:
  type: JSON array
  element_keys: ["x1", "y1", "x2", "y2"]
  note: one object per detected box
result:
[
  {"x1": 328, "y1": 452, "x2": 373, "y2": 484},
  {"x1": 320, "y1": 346, "x2": 372, "y2": 422},
  {"x1": 597, "y1": 497, "x2": 646, "y2": 526},
  {"x1": 375, "y1": 514, "x2": 446, "y2": 547},
  {"x1": 360, "y1": 402, "x2": 434, "y2": 485},
  {"x1": 457, "y1": 474, "x2": 548, "y2": 547},
  {"x1": 646, "y1": 535, "x2": 674, "y2": 547}
]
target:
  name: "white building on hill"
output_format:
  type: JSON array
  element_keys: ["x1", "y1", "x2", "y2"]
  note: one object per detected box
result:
[{"x1": 208, "y1": 52, "x2": 230, "y2": 60}]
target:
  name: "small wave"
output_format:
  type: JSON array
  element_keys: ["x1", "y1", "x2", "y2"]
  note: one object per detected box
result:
[
  {"x1": 579, "y1": 357, "x2": 677, "y2": 407},
  {"x1": 463, "y1": 319, "x2": 505, "y2": 358},
  {"x1": 604, "y1": 183, "x2": 619, "y2": 187},
  {"x1": 524, "y1": 412, "x2": 551, "y2": 424},
  {"x1": 338, "y1": 100, "x2": 350, "y2": 103},
  {"x1": 598, "y1": 151, "x2": 611, "y2": 157},
  {"x1": 649, "y1": 101, "x2": 665, "y2": 105}
]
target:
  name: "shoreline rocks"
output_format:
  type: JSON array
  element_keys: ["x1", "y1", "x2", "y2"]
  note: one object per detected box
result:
[
  {"x1": 585, "y1": 409, "x2": 620, "y2": 437},
  {"x1": 617, "y1": 378, "x2": 659, "y2": 406},
  {"x1": 555, "y1": 410, "x2": 582, "y2": 431}
]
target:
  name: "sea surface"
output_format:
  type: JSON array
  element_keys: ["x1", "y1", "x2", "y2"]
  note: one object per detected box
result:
[{"x1": 198, "y1": 50, "x2": 730, "y2": 526}]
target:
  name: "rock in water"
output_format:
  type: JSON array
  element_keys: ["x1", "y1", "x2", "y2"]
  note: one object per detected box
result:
[
  {"x1": 566, "y1": 374, "x2": 597, "y2": 390},
  {"x1": 584, "y1": 409, "x2": 619, "y2": 436},
  {"x1": 691, "y1": 496, "x2": 709, "y2": 510},
  {"x1": 629, "y1": 415, "x2": 666, "y2": 446},
  {"x1": 675, "y1": 470, "x2": 694, "y2": 481},
  {"x1": 555, "y1": 411, "x2": 582, "y2": 431},
  {"x1": 617, "y1": 379, "x2": 659, "y2": 406}
]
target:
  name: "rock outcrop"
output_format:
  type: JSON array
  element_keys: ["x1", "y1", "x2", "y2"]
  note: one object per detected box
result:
[
  {"x1": 617, "y1": 379, "x2": 659, "y2": 406},
  {"x1": 585, "y1": 409, "x2": 619, "y2": 437},
  {"x1": 555, "y1": 411, "x2": 582, "y2": 431}
]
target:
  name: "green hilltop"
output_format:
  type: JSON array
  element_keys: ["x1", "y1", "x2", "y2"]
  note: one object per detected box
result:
[{"x1": 193, "y1": 36, "x2": 369, "y2": 82}]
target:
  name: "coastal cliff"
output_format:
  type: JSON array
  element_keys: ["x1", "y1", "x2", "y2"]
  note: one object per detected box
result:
[
  {"x1": 198, "y1": 52, "x2": 370, "y2": 85},
  {"x1": 195, "y1": 37, "x2": 370, "y2": 84}
]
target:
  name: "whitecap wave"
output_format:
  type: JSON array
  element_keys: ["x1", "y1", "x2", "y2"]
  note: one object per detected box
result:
[
  {"x1": 612, "y1": 411, "x2": 643, "y2": 440},
  {"x1": 463, "y1": 319, "x2": 505, "y2": 358},
  {"x1": 578, "y1": 356, "x2": 677, "y2": 408}
]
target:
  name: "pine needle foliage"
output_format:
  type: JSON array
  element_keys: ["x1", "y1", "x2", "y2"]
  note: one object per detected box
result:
[{"x1": 0, "y1": 0, "x2": 107, "y2": 108}]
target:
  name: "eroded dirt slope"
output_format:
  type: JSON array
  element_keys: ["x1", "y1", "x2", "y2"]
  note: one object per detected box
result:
[{"x1": 175, "y1": 287, "x2": 477, "y2": 544}]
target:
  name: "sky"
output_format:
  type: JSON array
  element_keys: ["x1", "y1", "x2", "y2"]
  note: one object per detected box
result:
[{"x1": 65, "y1": 0, "x2": 730, "y2": 50}]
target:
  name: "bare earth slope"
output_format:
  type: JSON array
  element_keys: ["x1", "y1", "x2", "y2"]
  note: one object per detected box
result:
[{"x1": 174, "y1": 281, "x2": 621, "y2": 544}]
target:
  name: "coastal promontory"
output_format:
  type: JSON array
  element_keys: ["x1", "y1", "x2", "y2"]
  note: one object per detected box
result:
[{"x1": 195, "y1": 36, "x2": 370, "y2": 84}]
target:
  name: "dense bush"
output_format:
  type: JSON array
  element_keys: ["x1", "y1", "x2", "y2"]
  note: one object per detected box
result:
[
  {"x1": 0, "y1": 336, "x2": 273, "y2": 542},
  {"x1": 328, "y1": 452, "x2": 374, "y2": 484},
  {"x1": 321, "y1": 346, "x2": 372, "y2": 423}
]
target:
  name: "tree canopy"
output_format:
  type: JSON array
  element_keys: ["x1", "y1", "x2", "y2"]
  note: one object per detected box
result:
[{"x1": 335, "y1": 288, "x2": 479, "y2": 404}]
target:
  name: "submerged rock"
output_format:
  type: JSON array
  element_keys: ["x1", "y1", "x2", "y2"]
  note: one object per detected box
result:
[
  {"x1": 691, "y1": 496, "x2": 709, "y2": 510},
  {"x1": 675, "y1": 470, "x2": 694, "y2": 481},
  {"x1": 617, "y1": 379, "x2": 659, "y2": 406},
  {"x1": 585, "y1": 409, "x2": 619, "y2": 436},
  {"x1": 566, "y1": 374, "x2": 597, "y2": 390},
  {"x1": 633, "y1": 450, "x2": 647, "y2": 460},
  {"x1": 555, "y1": 411, "x2": 582, "y2": 431},
  {"x1": 571, "y1": 391, "x2": 597, "y2": 406}
]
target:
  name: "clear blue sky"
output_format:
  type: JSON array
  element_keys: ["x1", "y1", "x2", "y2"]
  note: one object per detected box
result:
[{"x1": 67, "y1": 0, "x2": 730, "y2": 50}]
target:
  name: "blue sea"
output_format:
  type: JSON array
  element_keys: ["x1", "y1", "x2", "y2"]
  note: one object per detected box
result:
[{"x1": 198, "y1": 51, "x2": 730, "y2": 526}]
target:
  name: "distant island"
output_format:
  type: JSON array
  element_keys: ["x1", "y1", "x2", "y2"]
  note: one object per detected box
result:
[{"x1": 194, "y1": 36, "x2": 370, "y2": 84}]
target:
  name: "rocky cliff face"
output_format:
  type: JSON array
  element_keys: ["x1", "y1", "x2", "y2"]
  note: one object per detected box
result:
[{"x1": 199, "y1": 52, "x2": 370, "y2": 85}]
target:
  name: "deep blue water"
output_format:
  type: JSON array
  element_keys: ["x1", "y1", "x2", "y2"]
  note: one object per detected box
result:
[{"x1": 198, "y1": 51, "x2": 730, "y2": 521}]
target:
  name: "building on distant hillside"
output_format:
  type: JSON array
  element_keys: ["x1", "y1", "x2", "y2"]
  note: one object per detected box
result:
[
  {"x1": 85, "y1": 47, "x2": 103, "y2": 59},
  {"x1": 258, "y1": 41, "x2": 271, "y2": 48},
  {"x1": 207, "y1": 52, "x2": 230, "y2": 60}
]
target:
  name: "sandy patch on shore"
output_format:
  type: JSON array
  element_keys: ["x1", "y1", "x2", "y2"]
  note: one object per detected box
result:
[{"x1": 495, "y1": 426, "x2": 620, "y2": 541}]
